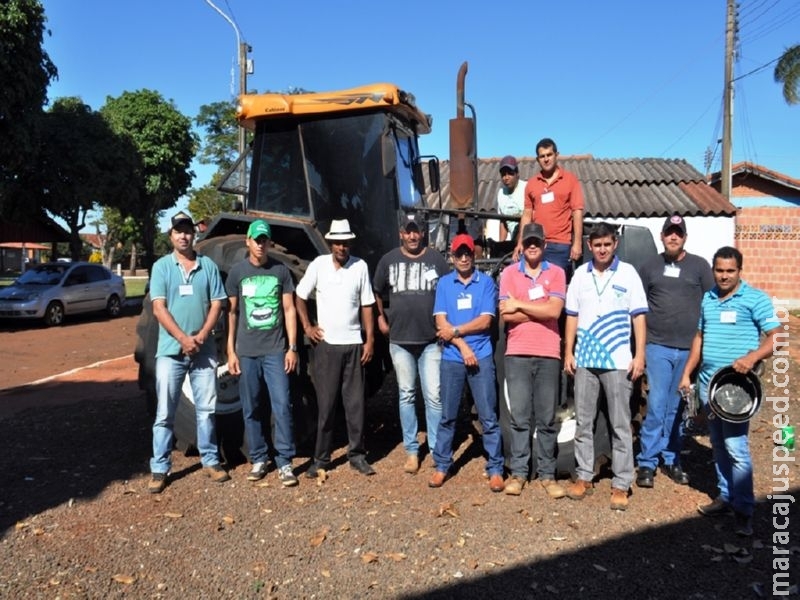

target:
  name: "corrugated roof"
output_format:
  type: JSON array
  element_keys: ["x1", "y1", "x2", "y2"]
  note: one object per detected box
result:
[{"x1": 424, "y1": 156, "x2": 737, "y2": 217}]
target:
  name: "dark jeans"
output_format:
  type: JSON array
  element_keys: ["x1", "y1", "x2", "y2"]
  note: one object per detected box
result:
[
  {"x1": 503, "y1": 355, "x2": 561, "y2": 479},
  {"x1": 312, "y1": 341, "x2": 366, "y2": 465}
]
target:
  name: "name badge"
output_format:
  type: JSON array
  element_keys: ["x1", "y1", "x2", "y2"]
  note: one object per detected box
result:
[
  {"x1": 663, "y1": 265, "x2": 681, "y2": 278},
  {"x1": 541, "y1": 191, "x2": 555, "y2": 204},
  {"x1": 242, "y1": 283, "x2": 257, "y2": 297},
  {"x1": 179, "y1": 284, "x2": 193, "y2": 296},
  {"x1": 457, "y1": 296, "x2": 472, "y2": 310},
  {"x1": 424, "y1": 269, "x2": 439, "y2": 282},
  {"x1": 528, "y1": 285, "x2": 545, "y2": 300},
  {"x1": 720, "y1": 310, "x2": 737, "y2": 324}
]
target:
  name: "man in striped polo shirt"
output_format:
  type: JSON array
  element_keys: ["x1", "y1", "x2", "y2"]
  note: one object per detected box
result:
[{"x1": 679, "y1": 246, "x2": 780, "y2": 537}]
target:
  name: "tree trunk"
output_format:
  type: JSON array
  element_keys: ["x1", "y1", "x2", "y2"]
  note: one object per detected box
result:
[{"x1": 128, "y1": 243, "x2": 137, "y2": 276}]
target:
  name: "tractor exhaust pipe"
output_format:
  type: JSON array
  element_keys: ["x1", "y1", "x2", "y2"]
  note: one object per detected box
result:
[{"x1": 449, "y1": 62, "x2": 476, "y2": 209}]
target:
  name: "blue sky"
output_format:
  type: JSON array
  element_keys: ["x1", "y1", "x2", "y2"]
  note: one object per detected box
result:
[{"x1": 41, "y1": 0, "x2": 799, "y2": 228}]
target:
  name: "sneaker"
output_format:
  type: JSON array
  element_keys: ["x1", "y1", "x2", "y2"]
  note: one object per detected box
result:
[
  {"x1": 734, "y1": 512, "x2": 753, "y2": 537},
  {"x1": 247, "y1": 462, "x2": 268, "y2": 482},
  {"x1": 278, "y1": 464, "x2": 298, "y2": 487},
  {"x1": 203, "y1": 464, "x2": 231, "y2": 483},
  {"x1": 566, "y1": 479, "x2": 594, "y2": 500},
  {"x1": 540, "y1": 478, "x2": 567, "y2": 499},
  {"x1": 610, "y1": 487, "x2": 629, "y2": 511},
  {"x1": 504, "y1": 476, "x2": 525, "y2": 496},
  {"x1": 148, "y1": 472, "x2": 167, "y2": 494},
  {"x1": 403, "y1": 454, "x2": 420, "y2": 474},
  {"x1": 697, "y1": 496, "x2": 732, "y2": 517}
]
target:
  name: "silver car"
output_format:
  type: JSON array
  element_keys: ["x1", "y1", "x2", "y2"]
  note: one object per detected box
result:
[{"x1": 0, "y1": 262, "x2": 126, "y2": 326}]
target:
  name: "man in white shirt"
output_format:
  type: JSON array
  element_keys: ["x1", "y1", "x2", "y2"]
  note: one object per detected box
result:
[{"x1": 295, "y1": 219, "x2": 377, "y2": 477}]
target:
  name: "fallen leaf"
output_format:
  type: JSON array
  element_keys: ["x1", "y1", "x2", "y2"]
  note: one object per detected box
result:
[
  {"x1": 550, "y1": 536, "x2": 567, "y2": 541},
  {"x1": 437, "y1": 502, "x2": 459, "y2": 518},
  {"x1": 467, "y1": 559, "x2": 479, "y2": 570},
  {"x1": 222, "y1": 515, "x2": 235, "y2": 525},
  {"x1": 33, "y1": 528, "x2": 45, "y2": 536},
  {"x1": 732, "y1": 552, "x2": 753, "y2": 564},
  {"x1": 385, "y1": 552, "x2": 407, "y2": 562},
  {"x1": 340, "y1": 524, "x2": 351, "y2": 532},
  {"x1": 361, "y1": 552, "x2": 379, "y2": 564},
  {"x1": 471, "y1": 498, "x2": 487, "y2": 507},
  {"x1": 723, "y1": 543, "x2": 740, "y2": 554},
  {"x1": 310, "y1": 527, "x2": 329, "y2": 547},
  {"x1": 112, "y1": 574, "x2": 136, "y2": 585},
  {"x1": 545, "y1": 584, "x2": 558, "y2": 593},
  {"x1": 415, "y1": 529, "x2": 429, "y2": 538},
  {"x1": 321, "y1": 569, "x2": 331, "y2": 578},
  {"x1": 456, "y1": 537, "x2": 466, "y2": 547},
  {"x1": 593, "y1": 564, "x2": 607, "y2": 572},
  {"x1": 162, "y1": 512, "x2": 183, "y2": 519},
  {"x1": 15, "y1": 521, "x2": 30, "y2": 530}
]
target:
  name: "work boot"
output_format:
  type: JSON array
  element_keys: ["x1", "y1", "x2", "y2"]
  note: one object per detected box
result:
[
  {"x1": 404, "y1": 454, "x2": 420, "y2": 474},
  {"x1": 504, "y1": 476, "x2": 525, "y2": 496},
  {"x1": 636, "y1": 467, "x2": 654, "y2": 488},
  {"x1": 540, "y1": 478, "x2": 567, "y2": 499},
  {"x1": 203, "y1": 464, "x2": 231, "y2": 483},
  {"x1": 566, "y1": 479, "x2": 594, "y2": 500},
  {"x1": 610, "y1": 487, "x2": 629, "y2": 511}
]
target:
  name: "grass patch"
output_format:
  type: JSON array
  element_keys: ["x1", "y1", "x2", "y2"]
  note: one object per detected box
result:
[{"x1": 124, "y1": 278, "x2": 148, "y2": 298}]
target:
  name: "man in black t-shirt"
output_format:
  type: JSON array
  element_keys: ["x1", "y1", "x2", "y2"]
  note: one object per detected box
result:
[
  {"x1": 373, "y1": 213, "x2": 450, "y2": 474},
  {"x1": 635, "y1": 215, "x2": 713, "y2": 489}
]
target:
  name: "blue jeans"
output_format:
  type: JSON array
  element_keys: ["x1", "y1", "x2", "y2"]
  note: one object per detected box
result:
[
  {"x1": 151, "y1": 353, "x2": 220, "y2": 473},
  {"x1": 503, "y1": 355, "x2": 560, "y2": 479},
  {"x1": 433, "y1": 356, "x2": 503, "y2": 475},
  {"x1": 637, "y1": 343, "x2": 688, "y2": 470},
  {"x1": 544, "y1": 242, "x2": 572, "y2": 274},
  {"x1": 238, "y1": 353, "x2": 295, "y2": 468},
  {"x1": 574, "y1": 368, "x2": 634, "y2": 490},
  {"x1": 389, "y1": 342, "x2": 442, "y2": 455},
  {"x1": 700, "y1": 383, "x2": 754, "y2": 515}
]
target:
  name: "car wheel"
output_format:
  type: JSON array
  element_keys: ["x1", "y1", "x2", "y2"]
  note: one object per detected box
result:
[
  {"x1": 44, "y1": 301, "x2": 65, "y2": 326},
  {"x1": 106, "y1": 294, "x2": 122, "y2": 318}
]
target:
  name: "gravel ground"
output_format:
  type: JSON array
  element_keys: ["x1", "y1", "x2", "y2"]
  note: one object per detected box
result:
[{"x1": 0, "y1": 316, "x2": 799, "y2": 598}]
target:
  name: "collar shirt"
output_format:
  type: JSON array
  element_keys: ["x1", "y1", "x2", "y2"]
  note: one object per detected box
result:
[
  {"x1": 696, "y1": 280, "x2": 780, "y2": 391},
  {"x1": 295, "y1": 254, "x2": 375, "y2": 345},
  {"x1": 433, "y1": 269, "x2": 497, "y2": 362},
  {"x1": 565, "y1": 256, "x2": 649, "y2": 369},
  {"x1": 524, "y1": 169, "x2": 584, "y2": 244},
  {"x1": 499, "y1": 260, "x2": 565, "y2": 358}
]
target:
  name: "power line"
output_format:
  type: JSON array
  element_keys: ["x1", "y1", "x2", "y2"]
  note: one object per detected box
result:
[{"x1": 731, "y1": 55, "x2": 781, "y2": 81}]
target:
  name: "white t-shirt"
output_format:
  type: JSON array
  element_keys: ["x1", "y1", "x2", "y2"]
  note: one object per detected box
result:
[
  {"x1": 486, "y1": 179, "x2": 526, "y2": 241},
  {"x1": 295, "y1": 254, "x2": 375, "y2": 345}
]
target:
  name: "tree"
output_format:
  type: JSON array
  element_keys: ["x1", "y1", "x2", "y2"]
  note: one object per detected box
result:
[
  {"x1": 0, "y1": 0, "x2": 58, "y2": 216},
  {"x1": 187, "y1": 181, "x2": 234, "y2": 225},
  {"x1": 774, "y1": 44, "x2": 800, "y2": 105},
  {"x1": 195, "y1": 100, "x2": 241, "y2": 172},
  {"x1": 31, "y1": 97, "x2": 138, "y2": 260},
  {"x1": 101, "y1": 90, "x2": 197, "y2": 272}
]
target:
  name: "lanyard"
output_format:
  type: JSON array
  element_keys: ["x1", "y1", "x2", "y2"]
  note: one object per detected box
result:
[{"x1": 591, "y1": 269, "x2": 615, "y2": 299}]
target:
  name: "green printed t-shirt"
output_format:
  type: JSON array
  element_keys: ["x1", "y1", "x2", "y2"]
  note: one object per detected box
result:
[{"x1": 225, "y1": 258, "x2": 295, "y2": 357}]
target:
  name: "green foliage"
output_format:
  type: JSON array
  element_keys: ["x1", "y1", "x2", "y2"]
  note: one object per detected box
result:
[
  {"x1": 101, "y1": 90, "x2": 197, "y2": 272},
  {"x1": 775, "y1": 44, "x2": 800, "y2": 105},
  {"x1": 187, "y1": 182, "x2": 235, "y2": 224},
  {"x1": 0, "y1": 0, "x2": 58, "y2": 217},
  {"x1": 29, "y1": 97, "x2": 139, "y2": 260},
  {"x1": 195, "y1": 100, "x2": 241, "y2": 171}
]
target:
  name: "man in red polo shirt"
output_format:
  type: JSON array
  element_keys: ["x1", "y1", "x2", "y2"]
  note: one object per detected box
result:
[{"x1": 514, "y1": 138, "x2": 584, "y2": 275}]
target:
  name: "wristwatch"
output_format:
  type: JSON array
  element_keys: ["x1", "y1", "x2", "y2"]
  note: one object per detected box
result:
[
  {"x1": 453, "y1": 328, "x2": 461, "y2": 338},
  {"x1": 288, "y1": 344, "x2": 298, "y2": 352}
]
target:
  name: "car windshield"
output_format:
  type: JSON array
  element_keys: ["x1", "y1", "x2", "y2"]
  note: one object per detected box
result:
[{"x1": 16, "y1": 265, "x2": 68, "y2": 286}]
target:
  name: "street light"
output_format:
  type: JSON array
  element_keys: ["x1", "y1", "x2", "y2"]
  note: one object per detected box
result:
[{"x1": 205, "y1": 0, "x2": 252, "y2": 211}]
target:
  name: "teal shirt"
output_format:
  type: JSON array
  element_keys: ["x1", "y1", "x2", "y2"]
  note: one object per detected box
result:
[
  {"x1": 697, "y1": 280, "x2": 779, "y2": 398},
  {"x1": 149, "y1": 252, "x2": 226, "y2": 358}
]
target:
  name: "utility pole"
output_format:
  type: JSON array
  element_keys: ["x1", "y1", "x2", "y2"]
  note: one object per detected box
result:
[
  {"x1": 721, "y1": 0, "x2": 736, "y2": 201},
  {"x1": 206, "y1": 0, "x2": 251, "y2": 210}
]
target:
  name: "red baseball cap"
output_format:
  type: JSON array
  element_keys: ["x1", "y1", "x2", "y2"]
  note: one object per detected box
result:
[{"x1": 450, "y1": 233, "x2": 475, "y2": 253}]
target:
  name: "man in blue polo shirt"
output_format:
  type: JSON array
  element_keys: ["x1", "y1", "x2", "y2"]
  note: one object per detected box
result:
[
  {"x1": 564, "y1": 222, "x2": 648, "y2": 510},
  {"x1": 148, "y1": 211, "x2": 229, "y2": 494},
  {"x1": 679, "y1": 246, "x2": 780, "y2": 537},
  {"x1": 428, "y1": 234, "x2": 503, "y2": 492}
]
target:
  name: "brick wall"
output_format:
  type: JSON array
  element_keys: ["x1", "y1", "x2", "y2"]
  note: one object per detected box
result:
[{"x1": 735, "y1": 206, "x2": 800, "y2": 304}]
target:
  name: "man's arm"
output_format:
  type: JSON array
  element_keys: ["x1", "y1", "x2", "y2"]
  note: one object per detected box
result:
[
  {"x1": 282, "y1": 292, "x2": 298, "y2": 373},
  {"x1": 570, "y1": 208, "x2": 584, "y2": 262},
  {"x1": 152, "y1": 298, "x2": 199, "y2": 356},
  {"x1": 295, "y1": 295, "x2": 323, "y2": 344},
  {"x1": 374, "y1": 294, "x2": 389, "y2": 337},
  {"x1": 360, "y1": 304, "x2": 374, "y2": 365},
  {"x1": 679, "y1": 331, "x2": 704, "y2": 392},
  {"x1": 195, "y1": 299, "x2": 223, "y2": 348},
  {"x1": 499, "y1": 295, "x2": 564, "y2": 324},
  {"x1": 563, "y1": 314, "x2": 578, "y2": 375},
  {"x1": 732, "y1": 326, "x2": 781, "y2": 374},
  {"x1": 628, "y1": 313, "x2": 646, "y2": 380},
  {"x1": 226, "y1": 295, "x2": 240, "y2": 375},
  {"x1": 513, "y1": 207, "x2": 533, "y2": 259}
]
